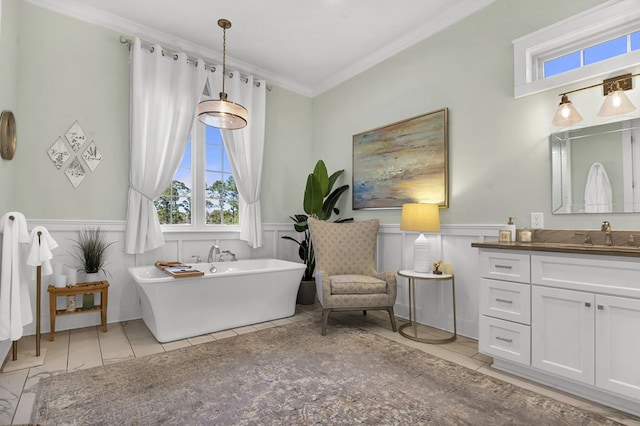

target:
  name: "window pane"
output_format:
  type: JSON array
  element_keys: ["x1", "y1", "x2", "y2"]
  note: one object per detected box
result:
[
  {"x1": 544, "y1": 51, "x2": 581, "y2": 77},
  {"x1": 632, "y1": 31, "x2": 640, "y2": 51},
  {"x1": 584, "y1": 36, "x2": 627, "y2": 65},
  {"x1": 204, "y1": 127, "x2": 239, "y2": 226},
  {"x1": 155, "y1": 138, "x2": 192, "y2": 225},
  {"x1": 205, "y1": 144, "x2": 223, "y2": 171}
]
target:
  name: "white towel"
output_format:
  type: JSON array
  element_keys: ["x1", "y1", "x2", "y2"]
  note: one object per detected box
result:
[
  {"x1": 584, "y1": 162, "x2": 613, "y2": 213},
  {"x1": 0, "y1": 212, "x2": 32, "y2": 341},
  {"x1": 27, "y1": 226, "x2": 59, "y2": 277}
]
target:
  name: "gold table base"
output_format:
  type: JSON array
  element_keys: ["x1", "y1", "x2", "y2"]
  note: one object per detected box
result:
[{"x1": 397, "y1": 271, "x2": 457, "y2": 344}]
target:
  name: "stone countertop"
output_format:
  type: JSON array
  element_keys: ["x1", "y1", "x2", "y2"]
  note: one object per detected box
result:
[
  {"x1": 471, "y1": 241, "x2": 640, "y2": 258},
  {"x1": 472, "y1": 228, "x2": 640, "y2": 258}
]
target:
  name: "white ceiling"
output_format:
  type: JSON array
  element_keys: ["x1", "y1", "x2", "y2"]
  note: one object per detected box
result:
[{"x1": 26, "y1": 0, "x2": 495, "y2": 97}]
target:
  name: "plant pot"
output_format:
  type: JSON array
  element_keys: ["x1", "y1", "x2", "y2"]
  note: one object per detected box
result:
[
  {"x1": 84, "y1": 272, "x2": 102, "y2": 283},
  {"x1": 296, "y1": 279, "x2": 316, "y2": 305}
]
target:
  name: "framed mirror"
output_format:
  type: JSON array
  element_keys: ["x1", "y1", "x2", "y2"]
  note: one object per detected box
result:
[
  {"x1": 0, "y1": 110, "x2": 17, "y2": 160},
  {"x1": 551, "y1": 118, "x2": 640, "y2": 214}
]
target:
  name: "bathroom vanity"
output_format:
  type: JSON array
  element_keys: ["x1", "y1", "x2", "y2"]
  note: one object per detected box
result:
[{"x1": 472, "y1": 240, "x2": 640, "y2": 417}]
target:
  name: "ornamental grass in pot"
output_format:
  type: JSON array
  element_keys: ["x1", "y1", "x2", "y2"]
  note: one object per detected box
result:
[{"x1": 71, "y1": 227, "x2": 114, "y2": 283}]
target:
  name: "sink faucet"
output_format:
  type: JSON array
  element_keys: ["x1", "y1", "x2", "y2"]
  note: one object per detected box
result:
[
  {"x1": 208, "y1": 245, "x2": 220, "y2": 263},
  {"x1": 601, "y1": 221, "x2": 613, "y2": 246}
]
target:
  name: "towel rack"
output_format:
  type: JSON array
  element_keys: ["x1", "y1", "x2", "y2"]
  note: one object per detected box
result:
[{"x1": 10, "y1": 222, "x2": 43, "y2": 360}]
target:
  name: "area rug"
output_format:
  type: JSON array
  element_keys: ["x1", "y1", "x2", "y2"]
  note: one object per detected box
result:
[{"x1": 35, "y1": 322, "x2": 620, "y2": 425}]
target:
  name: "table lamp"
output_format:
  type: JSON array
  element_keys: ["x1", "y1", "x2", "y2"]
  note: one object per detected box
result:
[{"x1": 400, "y1": 203, "x2": 440, "y2": 273}]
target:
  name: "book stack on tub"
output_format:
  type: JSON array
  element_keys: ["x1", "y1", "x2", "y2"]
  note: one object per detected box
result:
[{"x1": 154, "y1": 261, "x2": 204, "y2": 278}]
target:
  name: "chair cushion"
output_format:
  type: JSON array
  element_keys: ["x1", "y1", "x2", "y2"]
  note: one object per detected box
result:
[
  {"x1": 330, "y1": 274, "x2": 387, "y2": 295},
  {"x1": 307, "y1": 218, "x2": 379, "y2": 276}
]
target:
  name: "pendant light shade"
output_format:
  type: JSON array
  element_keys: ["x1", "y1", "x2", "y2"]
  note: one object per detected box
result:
[
  {"x1": 597, "y1": 83, "x2": 637, "y2": 117},
  {"x1": 198, "y1": 19, "x2": 248, "y2": 130},
  {"x1": 551, "y1": 94, "x2": 583, "y2": 127}
]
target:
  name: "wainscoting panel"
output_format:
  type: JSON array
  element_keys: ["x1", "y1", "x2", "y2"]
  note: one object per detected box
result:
[{"x1": 16, "y1": 220, "x2": 502, "y2": 344}]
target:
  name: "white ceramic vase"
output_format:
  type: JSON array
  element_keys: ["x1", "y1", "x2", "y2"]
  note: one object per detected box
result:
[{"x1": 84, "y1": 272, "x2": 101, "y2": 283}]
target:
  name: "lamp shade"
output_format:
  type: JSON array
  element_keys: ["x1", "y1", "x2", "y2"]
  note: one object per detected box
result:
[
  {"x1": 597, "y1": 89, "x2": 636, "y2": 117},
  {"x1": 551, "y1": 94, "x2": 583, "y2": 127},
  {"x1": 401, "y1": 203, "x2": 440, "y2": 232},
  {"x1": 197, "y1": 94, "x2": 248, "y2": 130}
]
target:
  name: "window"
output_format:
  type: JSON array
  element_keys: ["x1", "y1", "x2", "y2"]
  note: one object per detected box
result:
[
  {"x1": 204, "y1": 127, "x2": 238, "y2": 225},
  {"x1": 155, "y1": 121, "x2": 239, "y2": 228},
  {"x1": 543, "y1": 33, "x2": 635, "y2": 79},
  {"x1": 513, "y1": 0, "x2": 640, "y2": 98}
]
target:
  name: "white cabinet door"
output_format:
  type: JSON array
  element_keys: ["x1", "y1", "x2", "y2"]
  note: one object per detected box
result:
[
  {"x1": 596, "y1": 294, "x2": 640, "y2": 399},
  {"x1": 531, "y1": 286, "x2": 595, "y2": 385}
]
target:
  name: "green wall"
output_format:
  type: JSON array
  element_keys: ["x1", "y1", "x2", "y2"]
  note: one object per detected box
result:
[
  {"x1": 3, "y1": 1, "x2": 312, "y2": 222},
  {"x1": 311, "y1": 0, "x2": 632, "y2": 229},
  {"x1": 4, "y1": 0, "x2": 640, "y2": 229},
  {"x1": 0, "y1": 0, "x2": 18, "y2": 212}
]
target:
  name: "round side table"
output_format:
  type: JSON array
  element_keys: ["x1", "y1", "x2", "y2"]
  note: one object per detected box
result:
[{"x1": 397, "y1": 270, "x2": 456, "y2": 344}]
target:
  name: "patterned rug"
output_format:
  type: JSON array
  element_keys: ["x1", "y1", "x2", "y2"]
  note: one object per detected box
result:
[{"x1": 35, "y1": 321, "x2": 620, "y2": 425}]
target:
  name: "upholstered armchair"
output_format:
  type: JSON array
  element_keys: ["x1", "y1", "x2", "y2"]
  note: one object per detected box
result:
[{"x1": 307, "y1": 217, "x2": 398, "y2": 335}]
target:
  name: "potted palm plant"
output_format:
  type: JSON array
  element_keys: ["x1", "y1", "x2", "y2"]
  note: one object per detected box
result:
[{"x1": 282, "y1": 160, "x2": 352, "y2": 304}]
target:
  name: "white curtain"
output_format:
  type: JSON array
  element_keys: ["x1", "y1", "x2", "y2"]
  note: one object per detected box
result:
[
  {"x1": 125, "y1": 38, "x2": 207, "y2": 254},
  {"x1": 206, "y1": 71, "x2": 267, "y2": 248}
]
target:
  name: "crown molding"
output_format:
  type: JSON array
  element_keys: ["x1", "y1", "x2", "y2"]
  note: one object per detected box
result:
[{"x1": 23, "y1": 0, "x2": 313, "y2": 97}]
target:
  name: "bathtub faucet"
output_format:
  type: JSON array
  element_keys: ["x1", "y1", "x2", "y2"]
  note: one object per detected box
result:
[
  {"x1": 221, "y1": 250, "x2": 237, "y2": 262},
  {"x1": 208, "y1": 245, "x2": 221, "y2": 262}
]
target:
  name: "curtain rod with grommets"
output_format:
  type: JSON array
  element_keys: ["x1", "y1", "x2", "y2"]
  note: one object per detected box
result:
[{"x1": 119, "y1": 35, "x2": 271, "y2": 90}]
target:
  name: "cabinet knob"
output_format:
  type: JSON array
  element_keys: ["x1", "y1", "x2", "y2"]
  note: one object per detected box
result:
[
  {"x1": 585, "y1": 302, "x2": 591, "y2": 307},
  {"x1": 597, "y1": 305, "x2": 604, "y2": 310}
]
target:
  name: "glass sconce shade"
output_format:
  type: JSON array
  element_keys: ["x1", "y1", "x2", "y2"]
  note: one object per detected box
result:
[
  {"x1": 597, "y1": 89, "x2": 636, "y2": 117},
  {"x1": 551, "y1": 94, "x2": 583, "y2": 127}
]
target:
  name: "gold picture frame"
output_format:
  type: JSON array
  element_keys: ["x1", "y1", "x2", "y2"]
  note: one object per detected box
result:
[{"x1": 352, "y1": 108, "x2": 449, "y2": 209}]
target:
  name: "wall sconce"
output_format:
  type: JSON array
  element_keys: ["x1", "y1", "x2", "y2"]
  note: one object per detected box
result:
[{"x1": 551, "y1": 73, "x2": 638, "y2": 126}]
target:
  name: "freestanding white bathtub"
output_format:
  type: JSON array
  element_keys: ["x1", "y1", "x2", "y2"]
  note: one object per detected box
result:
[{"x1": 127, "y1": 259, "x2": 305, "y2": 342}]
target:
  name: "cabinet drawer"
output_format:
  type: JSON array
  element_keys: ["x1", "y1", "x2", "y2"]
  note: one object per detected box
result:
[
  {"x1": 480, "y1": 278, "x2": 531, "y2": 325},
  {"x1": 479, "y1": 315, "x2": 531, "y2": 365},
  {"x1": 479, "y1": 250, "x2": 530, "y2": 283}
]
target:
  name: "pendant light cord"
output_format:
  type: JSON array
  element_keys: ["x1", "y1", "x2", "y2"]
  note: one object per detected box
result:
[{"x1": 221, "y1": 25, "x2": 227, "y2": 95}]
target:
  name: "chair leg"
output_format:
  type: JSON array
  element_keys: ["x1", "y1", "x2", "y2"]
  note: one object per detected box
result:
[
  {"x1": 321, "y1": 309, "x2": 331, "y2": 336},
  {"x1": 387, "y1": 307, "x2": 398, "y2": 332}
]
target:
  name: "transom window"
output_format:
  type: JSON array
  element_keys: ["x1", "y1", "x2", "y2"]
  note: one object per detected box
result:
[
  {"x1": 513, "y1": 1, "x2": 640, "y2": 98},
  {"x1": 543, "y1": 31, "x2": 640, "y2": 78},
  {"x1": 155, "y1": 119, "x2": 239, "y2": 228}
]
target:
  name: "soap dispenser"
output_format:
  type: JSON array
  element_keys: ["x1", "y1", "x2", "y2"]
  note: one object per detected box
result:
[{"x1": 505, "y1": 217, "x2": 516, "y2": 242}]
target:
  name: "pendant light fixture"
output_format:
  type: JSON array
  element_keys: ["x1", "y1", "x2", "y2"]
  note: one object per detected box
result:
[{"x1": 197, "y1": 19, "x2": 248, "y2": 130}]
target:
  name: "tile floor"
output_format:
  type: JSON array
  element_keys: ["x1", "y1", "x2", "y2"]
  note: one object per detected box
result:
[{"x1": 1, "y1": 305, "x2": 639, "y2": 425}]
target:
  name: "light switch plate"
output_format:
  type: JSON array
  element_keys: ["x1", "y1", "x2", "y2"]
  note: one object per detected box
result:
[{"x1": 531, "y1": 212, "x2": 544, "y2": 229}]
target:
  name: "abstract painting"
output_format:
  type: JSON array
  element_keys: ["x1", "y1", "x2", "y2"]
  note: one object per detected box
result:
[{"x1": 352, "y1": 108, "x2": 449, "y2": 209}]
